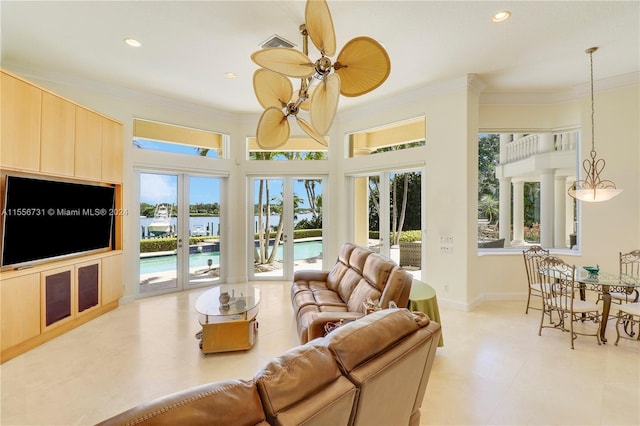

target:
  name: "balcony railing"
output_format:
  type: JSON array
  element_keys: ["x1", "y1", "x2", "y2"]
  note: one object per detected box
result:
[{"x1": 502, "y1": 132, "x2": 577, "y2": 164}]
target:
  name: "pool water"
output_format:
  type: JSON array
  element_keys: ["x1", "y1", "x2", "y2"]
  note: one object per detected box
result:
[{"x1": 140, "y1": 240, "x2": 322, "y2": 275}]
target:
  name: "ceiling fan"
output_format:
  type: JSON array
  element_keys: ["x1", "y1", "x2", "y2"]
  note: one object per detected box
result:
[{"x1": 251, "y1": 0, "x2": 391, "y2": 149}]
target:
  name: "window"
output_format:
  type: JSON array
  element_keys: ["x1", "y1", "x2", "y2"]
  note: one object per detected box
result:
[
  {"x1": 133, "y1": 119, "x2": 227, "y2": 158},
  {"x1": 247, "y1": 137, "x2": 328, "y2": 160},
  {"x1": 478, "y1": 131, "x2": 579, "y2": 250},
  {"x1": 348, "y1": 117, "x2": 425, "y2": 157}
]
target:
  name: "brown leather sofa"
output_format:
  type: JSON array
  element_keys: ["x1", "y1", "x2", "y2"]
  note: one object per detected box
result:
[
  {"x1": 291, "y1": 242, "x2": 413, "y2": 343},
  {"x1": 98, "y1": 308, "x2": 441, "y2": 426}
]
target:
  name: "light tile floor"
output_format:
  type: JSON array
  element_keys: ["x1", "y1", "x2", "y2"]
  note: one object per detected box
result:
[{"x1": 1, "y1": 282, "x2": 639, "y2": 425}]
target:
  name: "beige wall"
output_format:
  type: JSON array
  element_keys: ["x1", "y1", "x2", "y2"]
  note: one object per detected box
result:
[{"x1": 476, "y1": 85, "x2": 640, "y2": 304}]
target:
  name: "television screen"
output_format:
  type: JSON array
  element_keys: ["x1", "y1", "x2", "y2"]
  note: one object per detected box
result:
[{"x1": 1, "y1": 175, "x2": 116, "y2": 269}]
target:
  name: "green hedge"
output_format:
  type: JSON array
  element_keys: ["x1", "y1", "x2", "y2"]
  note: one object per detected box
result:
[
  {"x1": 140, "y1": 230, "x2": 323, "y2": 253},
  {"x1": 368, "y1": 230, "x2": 422, "y2": 243}
]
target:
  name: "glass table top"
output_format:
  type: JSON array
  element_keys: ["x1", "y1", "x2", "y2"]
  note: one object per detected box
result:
[{"x1": 195, "y1": 284, "x2": 260, "y2": 317}]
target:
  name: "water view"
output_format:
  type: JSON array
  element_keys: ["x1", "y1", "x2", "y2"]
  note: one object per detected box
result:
[{"x1": 140, "y1": 240, "x2": 322, "y2": 275}]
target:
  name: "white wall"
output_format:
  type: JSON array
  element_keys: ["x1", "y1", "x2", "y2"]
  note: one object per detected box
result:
[{"x1": 13, "y1": 69, "x2": 639, "y2": 310}]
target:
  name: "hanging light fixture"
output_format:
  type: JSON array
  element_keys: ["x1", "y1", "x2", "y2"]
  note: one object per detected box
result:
[{"x1": 568, "y1": 47, "x2": 622, "y2": 202}]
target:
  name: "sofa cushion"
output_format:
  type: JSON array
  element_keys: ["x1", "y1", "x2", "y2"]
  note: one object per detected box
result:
[
  {"x1": 346, "y1": 279, "x2": 382, "y2": 313},
  {"x1": 337, "y1": 269, "x2": 365, "y2": 303},
  {"x1": 348, "y1": 245, "x2": 373, "y2": 274},
  {"x1": 362, "y1": 253, "x2": 395, "y2": 291},
  {"x1": 326, "y1": 261, "x2": 350, "y2": 292},
  {"x1": 97, "y1": 379, "x2": 268, "y2": 426},
  {"x1": 255, "y1": 345, "x2": 356, "y2": 426},
  {"x1": 320, "y1": 309, "x2": 420, "y2": 372}
]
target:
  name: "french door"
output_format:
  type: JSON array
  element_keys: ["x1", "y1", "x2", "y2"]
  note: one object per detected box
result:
[
  {"x1": 249, "y1": 176, "x2": 325, "y2": 281},
  {"x1": 138, "y1": 171, "x2": 222, "y2": 296},
  {"x1": 352, "y1": 169, "x2": 423, "y2": 273}
]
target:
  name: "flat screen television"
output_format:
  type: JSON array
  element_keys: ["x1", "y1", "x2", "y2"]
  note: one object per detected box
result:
[{"x1": 1, "y1": 174, "x2": 116, "y2": 270}]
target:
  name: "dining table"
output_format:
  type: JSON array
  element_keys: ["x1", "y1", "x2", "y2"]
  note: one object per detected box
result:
[{"x1": 574, "y1": 268, "x2": 640, "y2": 343}]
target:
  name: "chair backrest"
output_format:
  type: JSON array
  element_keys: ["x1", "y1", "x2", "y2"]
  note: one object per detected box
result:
[
  {"x1": 538, "y1": 255, "x2": 576, "y2": 311},
  {"x1": 523, "y1": 245, "x2": 550, "y2": 286},
  {"x1": 620, "y1": 250, "x2": 640, "y2": 277}
]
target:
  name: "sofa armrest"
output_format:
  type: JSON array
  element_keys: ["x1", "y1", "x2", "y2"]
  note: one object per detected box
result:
[
  {"x1": 307, "y1": 311, "x2": 365, "y2": 341},
  {"x1": 293, "y1": 269, "x2": 330, "y2": 282}
]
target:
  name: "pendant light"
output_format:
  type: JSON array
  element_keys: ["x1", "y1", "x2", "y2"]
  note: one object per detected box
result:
[{"x1": 568, "y1": 47, "x2": 622, "y2": 202}]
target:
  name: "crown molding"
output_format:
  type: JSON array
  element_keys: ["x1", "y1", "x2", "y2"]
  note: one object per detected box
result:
[{"x1": 480, "y1": 71, "x2": 639, "y2": 105}]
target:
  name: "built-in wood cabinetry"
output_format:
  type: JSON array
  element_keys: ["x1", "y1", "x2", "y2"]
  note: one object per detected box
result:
[
  {"x1": 40, "y1": 91, "x2": 76, "y2": 176},
  {"x1": 0, "y1": 72, "x2": 42, "y2": 171},
  {"x1": 0, "y1": 70, "x2": 122, "y2": 183},
  {"x1": 0, "y1": 69, "x2": 124, "y2": 363}
]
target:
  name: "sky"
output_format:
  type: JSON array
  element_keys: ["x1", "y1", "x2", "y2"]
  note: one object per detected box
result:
[
  {"x1": 140, "y1": 172, "x2": 316, "y2": 208},
  {"x1": 137, "y1": 139, "x2": 320, "y2": 208}
]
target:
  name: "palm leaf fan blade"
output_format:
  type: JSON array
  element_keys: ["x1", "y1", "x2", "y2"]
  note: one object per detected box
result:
[
  {"x1": 256, "y1": 107, "x2": 290, "y2": 149},
  {"x1": 253, "y1": 69, "x2": 293, "y2": 109},
  {"x1": 305, "y1": 0, "x2": 336, "y2": 57},
  {"x1": 310, "y1": 73, "x2": 340, "y2": 135},
  {"x1": 251, "y1": 48, "x2": 315, "y2": 78},
  {"x1": 297, "y1": 117, "x2": 328, "y2": 146},
  {"x1": 335, "y1": 37, "x2": 391, "y2": 97}
]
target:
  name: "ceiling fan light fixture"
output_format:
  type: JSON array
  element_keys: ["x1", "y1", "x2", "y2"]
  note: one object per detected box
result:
[
  {"x1": 491, "y1": 10, "x2": 511, "y2": 23},
  {"x1": 224, "y1": 72, "x2": 237, "y2": 79},
  {"x1": 250, "y1": 0, "x2": 390, "y2": 149},
  {"x1": 568, "y1": 46, "x2": 622, "y2": 203}
]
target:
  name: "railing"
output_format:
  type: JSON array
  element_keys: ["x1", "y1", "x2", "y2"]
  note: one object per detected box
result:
[{"x1": 502, "y1": 132, "x2": 577, "y2": 164}]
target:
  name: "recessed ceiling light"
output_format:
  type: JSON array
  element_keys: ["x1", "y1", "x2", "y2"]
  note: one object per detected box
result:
[
  {"x1": 124, "y1": 38, "x2": 141, "y2": 47},
  {"x1": 224, "y1": 72, "x2": 237, "y2": 79},
  {"x1": 492, "y1": 10, "x2": 511, "y2": 23}
]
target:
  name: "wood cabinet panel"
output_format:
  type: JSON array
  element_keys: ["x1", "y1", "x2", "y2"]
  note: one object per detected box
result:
[
  {"x1": 40, "y1": 92, "x2": 75, "y2": 176},
  {"x1": 40, "y1": 266, "x2": 74, "y2": 331},
  {"x1": 101, "y1": 118, "x2": 123, "y2": 183},
  {"x1": 75, "y1": 260, "x2": 101, "y2": 316},
  {"x1": 101, "y1": 254, "x2": 123, "y2": 305},
  {"x1": 1, "y1": 274, "x2": 41, "y2": 351},
  {"x1": 0, "y1": 72, "x2": 42, "y2": 171},
  {"x1": 74, "y1": 107, "x2": 102, "y2": 180}
]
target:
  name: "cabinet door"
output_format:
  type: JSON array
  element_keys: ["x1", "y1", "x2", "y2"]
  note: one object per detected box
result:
[
  {"x1": 1, "y1": 274, "x2": 41, "y2": 351},
  {"x1": 0, "y1": 72, "x2": 42, "y2": 171},
  {"x1": 41, "y1": 266, "x2": 74, "y2": 331},
  {"x1": 101, "y1": 118, "x2": 123, "y2": 183},
  {"x1": 101, "y1": 254, "x2": 123, "y2": 305},
  {"x1": 76, "y1": 260, "x2": 101, "y2": 316},
  {"x1": 41, "y1": 92, "x2": 75, "y2": 176},
  {"x1": 74, "y1": 107, "x2": 102, "y2": 180}
]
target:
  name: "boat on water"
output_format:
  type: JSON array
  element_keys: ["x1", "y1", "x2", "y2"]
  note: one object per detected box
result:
[
  {"x1": 148, "y1": 204, "x2": 172, "y2": 235},
  {"x1": 191, "y1": 225, "x2": 207, "y2": 236}
]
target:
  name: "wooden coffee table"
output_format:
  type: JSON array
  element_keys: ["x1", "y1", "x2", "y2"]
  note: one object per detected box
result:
[{"x1": 195, "y1": 284, "x2": 260, "y2": 354}]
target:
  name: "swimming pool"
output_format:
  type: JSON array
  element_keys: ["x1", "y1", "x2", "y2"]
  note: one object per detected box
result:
[{"x1": 140, "y1": 240, "x2": 322, "y2": 275}]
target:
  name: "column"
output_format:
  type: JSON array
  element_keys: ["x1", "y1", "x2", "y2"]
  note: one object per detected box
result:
[
  {"x1": 539, "y1": 133, "x2": 554, "y2": 152},
  {"x1": 512, "y1": 181, "x2": 525, "y2": 246},
  {"x1": 540, "y1": 170, "x2": 554, "y2": 248},
  {"x1": 499, "y1": 133, "x2": 511, "y2": 164},
  {"x1": 554, "y1": 176, "x2": 567, "y2": 248},
  {"x1": 499, "y1": 177, "x2": 511, "y2": 246}
]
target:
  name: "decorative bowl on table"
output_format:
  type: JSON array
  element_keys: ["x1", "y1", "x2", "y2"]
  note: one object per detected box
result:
[{"x1": 583, "y1": 265, "x2": 600, "y2": 278}]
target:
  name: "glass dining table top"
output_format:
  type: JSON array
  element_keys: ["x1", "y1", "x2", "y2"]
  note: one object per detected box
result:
[{"x1": 574, "y1": 268, "x2": 640, "y2": 288}]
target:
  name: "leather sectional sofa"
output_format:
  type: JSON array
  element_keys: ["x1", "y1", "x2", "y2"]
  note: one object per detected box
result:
[
  {"x1": 98, "y1": 308, "x2": 441, "y2": 426},
  {"x1": 291, "y1": 242, "x2": 414, "y2": 343}
]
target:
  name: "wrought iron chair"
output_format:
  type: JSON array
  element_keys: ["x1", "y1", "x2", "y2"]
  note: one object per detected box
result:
[
  {"x1": 614, "y1": 302, "x2": 640, "y2": 345},
  {"x1": 616, "y1": 250, "x2": 640, "y2": 302},
  {"x1": 538, "y1": 256, "x2": 601, "y2": 349},
  {"x1": 596, "y1": 250, "x2": 640, "y2": 306},
  {"x1": 522, "y1": 245, "x2": 550, "y2": 314}
]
